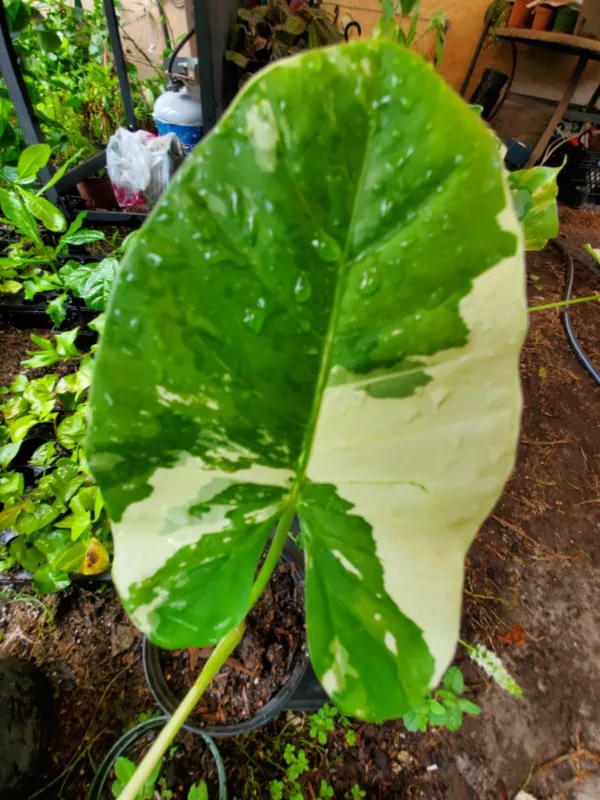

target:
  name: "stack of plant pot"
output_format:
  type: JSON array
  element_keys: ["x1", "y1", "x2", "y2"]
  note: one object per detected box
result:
[{"x1": 507, "y1": 0, "x2": 581, "y2": 32}]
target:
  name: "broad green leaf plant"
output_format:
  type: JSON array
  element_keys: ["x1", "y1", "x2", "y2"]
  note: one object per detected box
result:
[
  {"x1": 87, "y1": 40, "x2": 528, "y2": 796},
  {"x1": 0, "y1": 330, "x2": 110, "y2": 590},
  {"x1": 0, "y1": 0, "x2": 162, "y2": 164},
  {"x1": 0, "y1": 143, "x2": 105, "y2": 298},
  {"x1": 374, "y1": 0, "x2": 448, "y2": 65},
  {"x1": 508, "y1": 165, "x2": 559, "y2": 251}
]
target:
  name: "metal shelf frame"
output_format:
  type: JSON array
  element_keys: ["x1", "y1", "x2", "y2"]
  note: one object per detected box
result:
[{"x1": 0, "y1": 0, "x2": 232, "y2": 222}]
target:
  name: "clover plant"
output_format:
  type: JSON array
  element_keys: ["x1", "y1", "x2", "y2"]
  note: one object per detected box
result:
[
  {"x1": 87, "y1": 39, "x2": 540, "y2": 797},
  {"x1": 402, "y1": 666, "x2": 481, "y2": 732}
]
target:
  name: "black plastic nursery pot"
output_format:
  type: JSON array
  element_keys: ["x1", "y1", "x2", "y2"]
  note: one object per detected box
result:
[
  {"x1": 0, "y1": 288, "x2": 95, "y2": 330},
  {"x1": 0, "y1": 252, "x2": 102, "y2": 333},
  {"x1": 86, "y1": 716, "x2": 227, "y2": 800},
  {"x1": 0, "y1": 296, "x2": 98, "y2": 333},
  {"x1": 143, "y1": 542, "x2": 316, "y2": 737},
  {"x1": 0, "y1": 655, "x2": 52, "y2": 799}
]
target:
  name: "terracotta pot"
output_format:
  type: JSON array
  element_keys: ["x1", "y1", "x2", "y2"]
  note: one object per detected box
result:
[
  {"x1": 76, "y1": 177, "x2": 118, "y2": 210},
  {"x1": 508, "y1": 0, "x2": 533, "y2": 28},
  {"x1": 532, "y1": 5, "x2": 555, "y2": 30}
]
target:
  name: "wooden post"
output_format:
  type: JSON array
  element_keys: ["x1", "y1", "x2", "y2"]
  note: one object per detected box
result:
[{"x1": 525, "y1": 56, "x2": 589, "y2": 166}]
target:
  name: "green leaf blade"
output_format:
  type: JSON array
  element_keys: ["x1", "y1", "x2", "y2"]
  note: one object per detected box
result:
[
  {"x1": 47, "y1": 293, "x2": 68, "y2": 327},
  {"x1": 21, "y1": 191, "x2": 66, "y2": 232},
  {"x1": 0, "y1": 187, "x2": 40, "y2": 242},
  {"x1": 16, "y1": 144, "x2": 51, "y2": 183}
]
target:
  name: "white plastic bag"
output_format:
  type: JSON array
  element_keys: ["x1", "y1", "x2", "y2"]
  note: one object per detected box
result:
[{"x1": 106, "y1": 128, "x2": 185, "y2": 212}]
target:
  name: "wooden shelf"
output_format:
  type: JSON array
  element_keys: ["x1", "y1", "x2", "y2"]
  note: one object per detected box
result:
[{"x1": 495, "y1": 27, "x2": 600, "y2": 59}]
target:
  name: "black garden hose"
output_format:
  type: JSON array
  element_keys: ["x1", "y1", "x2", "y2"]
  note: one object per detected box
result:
[
  {"x1": 344, "y1": 21, "x2": 362, "y2": 40},
  {"x1": 168, "y1": 27, "x2": 196, "y2": 77},
  {"x1": 551, "y1": 238, "x2": 600, "y2": 386}
]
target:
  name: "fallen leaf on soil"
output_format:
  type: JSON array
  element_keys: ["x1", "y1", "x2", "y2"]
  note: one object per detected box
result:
[
  {"x1": 498, "y1": 624, "x2": 527, "y2": 646},
  {"x1": 111, "y1": 624, "x2": 137, "y2": 656},
  {"x1": 189, "y1": 647, "x2": 199, "y2": 671},
  {"x1": 225, "y1": 657, "x2": 254, "y2": 676}
]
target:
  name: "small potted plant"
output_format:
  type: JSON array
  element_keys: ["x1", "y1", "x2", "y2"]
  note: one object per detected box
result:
[
  {"x1": 142, "y1": 546, "x2": 308, "y2": 737},
  {"x1": 86, "y1": 715, "x2": 226, "y2": 799},
  {"x1": 86, "y1": 35, "x2": 559, "y2": 799}
]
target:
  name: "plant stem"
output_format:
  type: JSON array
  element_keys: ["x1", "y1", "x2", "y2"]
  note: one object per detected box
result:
[
  {"x1": 118, "y1": 508, "x2": 295, "y2": 800},
  {"x1": 250, "y1": 504, "x2": 296, "y2": 607},
  {"x1": 528, "y1": 295, "x2": 600, "y2": 312},
  {"x1": 118, "y1": 623, "x2": 245, "y2": 800}
]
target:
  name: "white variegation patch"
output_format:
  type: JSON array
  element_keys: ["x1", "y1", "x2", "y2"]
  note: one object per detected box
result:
[
  {"x1": 321, "y1": 638, "x2": 359, "y2": 697},
  {"x1": 307, "y1": 194, "x2": 526, "y2": 687},
  {"x1": 113, "y1": 454, "x2": 293, "y2": 598},
  {"x1": 246, "y1": 99, "x2": 278, "y2": 173},
  {"x1": 132, "y1": 587, "x2": 169, "y2": 634},
  {"x1": 156, "y1": 385, "x2": 220, "y2": 410},
  {"x1": 331, "y1": 549, "x2": 363, "y2": 579}
]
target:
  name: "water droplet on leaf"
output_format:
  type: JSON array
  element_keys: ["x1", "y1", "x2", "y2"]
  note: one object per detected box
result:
[
  {"x1": 358, "y1": 267, "x2": 380, "y2": 296},
  {"x1": 311, "y1": 234, "x2": 341, "y2": 262},
  {"x1": 294, "y1": 274, "x2": 312, "y2": 303},
  {"x1": 243, "y1": 307, "x2": 265, "y2": 334}
]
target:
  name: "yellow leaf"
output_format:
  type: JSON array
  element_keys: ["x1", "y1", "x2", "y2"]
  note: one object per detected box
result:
[
  {"x1": 79, "y1": 537, "x2": 110, "y2": 575},
  {"x1": 1, "y1": 280, "x2": 22, "y2": 294}
]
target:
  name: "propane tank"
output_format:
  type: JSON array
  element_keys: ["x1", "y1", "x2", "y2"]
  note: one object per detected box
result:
[{"x1": 153, "y1": 83, "x2": 203, "y2": 153}]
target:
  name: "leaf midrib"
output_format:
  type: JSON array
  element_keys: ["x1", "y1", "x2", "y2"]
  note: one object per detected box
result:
[{"x1": 288, "y1": 114, "x2": 375, "y2": 507}]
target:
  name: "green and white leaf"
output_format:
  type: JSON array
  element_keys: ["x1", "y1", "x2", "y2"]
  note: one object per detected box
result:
[
  {"x1": 508, "y1": 165, "x2": 559, "y2": 251},
  {"x1": 87, "y1": 41, "x2": 526, "y2": 720},
  {"x1": 463, "y1": 641, "x2": 523, "y2": 698}
]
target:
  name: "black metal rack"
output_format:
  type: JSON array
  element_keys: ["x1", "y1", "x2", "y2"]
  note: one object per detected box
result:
[{"x1": 0, "y1": 0, "x2": 238, "y2": 223}]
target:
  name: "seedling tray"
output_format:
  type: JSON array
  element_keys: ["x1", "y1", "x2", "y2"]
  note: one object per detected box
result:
[{"x1": 0, "y1": 253, "x2": 101, "y2": 331}]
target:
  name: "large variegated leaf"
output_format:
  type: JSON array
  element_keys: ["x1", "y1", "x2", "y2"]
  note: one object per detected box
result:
[{"x1": 87, "y1": 40, "x2": 526, "y2": 721}]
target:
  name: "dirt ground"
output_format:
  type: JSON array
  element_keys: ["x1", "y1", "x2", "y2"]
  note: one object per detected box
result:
[{"x1": 0, "y1": 205, "x2": 599, "y2": 799}]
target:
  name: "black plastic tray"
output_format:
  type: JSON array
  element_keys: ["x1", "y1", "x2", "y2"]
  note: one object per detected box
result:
[{"x1": 0, "y1": 253, "x2": 101, "y2": 331}]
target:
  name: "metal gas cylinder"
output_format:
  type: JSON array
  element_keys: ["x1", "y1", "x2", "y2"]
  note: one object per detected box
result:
[{"x1": 153, "y1": 83, "x2": 203, "y2": 153}]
